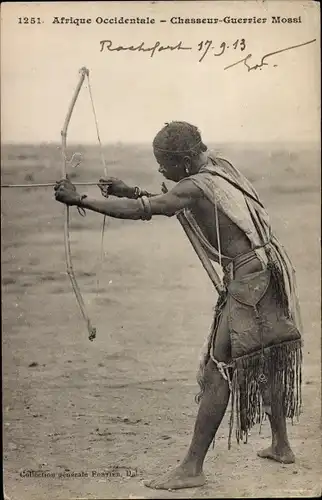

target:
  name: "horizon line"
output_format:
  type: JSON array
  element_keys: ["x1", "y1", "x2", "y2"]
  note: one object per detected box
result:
[{"x1": 1, "y1": 139, "x2": 320, "y2": 147}]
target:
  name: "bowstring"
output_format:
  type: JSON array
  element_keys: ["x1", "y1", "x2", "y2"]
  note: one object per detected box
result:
[
  {"x1": 86, "y1": 73, "x2": 108, "y2": 290},
  {"x1": 86, "y1": 74, "x2": 108, "y2": 176}
]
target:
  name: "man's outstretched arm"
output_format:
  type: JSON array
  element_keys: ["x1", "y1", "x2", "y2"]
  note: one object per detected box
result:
[{"x1": 54, "y1": 178, "x2": 202, "y2": 220}]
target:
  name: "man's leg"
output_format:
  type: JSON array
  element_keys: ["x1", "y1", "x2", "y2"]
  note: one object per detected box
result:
[
  {"x1": 145, "y1": 317, "x2": 231, "y2": 490},
  {"x1": 258, "y1": 382, "x2": 295, "y2": 464}
]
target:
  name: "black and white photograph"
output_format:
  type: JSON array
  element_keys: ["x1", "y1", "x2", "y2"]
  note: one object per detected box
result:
[{"x1": 1, "y1": 1, "x2": 321, "y2": 499}]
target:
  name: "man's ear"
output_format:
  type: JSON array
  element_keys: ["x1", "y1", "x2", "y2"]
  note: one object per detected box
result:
[{"x1": 183, "y1": 156, "x2": 192, "y2": 173}]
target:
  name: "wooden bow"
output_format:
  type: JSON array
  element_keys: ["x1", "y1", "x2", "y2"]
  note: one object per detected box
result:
[{"x1": 61, "y1": 67, "x2": 96, "y2": 341}]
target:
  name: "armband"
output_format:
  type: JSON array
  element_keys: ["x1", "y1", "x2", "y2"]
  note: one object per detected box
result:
[{"x1": 139, "y1": 196, "x2": 152, "y2": 221}]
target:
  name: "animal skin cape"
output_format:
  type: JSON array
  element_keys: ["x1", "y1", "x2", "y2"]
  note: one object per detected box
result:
[{"x1": 178, "y1": 153, "x2": 303, "y2": 332}]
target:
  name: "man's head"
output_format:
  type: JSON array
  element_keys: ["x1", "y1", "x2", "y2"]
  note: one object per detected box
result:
[{"x1": 153, "y1": 121, "x2": 208, "y2": 182}]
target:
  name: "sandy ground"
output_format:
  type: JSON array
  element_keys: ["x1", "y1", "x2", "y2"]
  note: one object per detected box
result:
[{"x1": 2, "y1": 144, "x2": 321, "y2": 499}]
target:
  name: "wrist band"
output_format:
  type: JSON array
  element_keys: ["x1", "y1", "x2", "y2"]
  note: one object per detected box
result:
[
  {"x1": 77, "y1": 194, "x2": 87, "y2": 216},
  {"x1": 78, "y1": 194, "x2": 87, "y2": 204},
  {"x1": 133, "y1": 186, "x2": 142, "y2": 199},
  {"x1": 139, "y1": 196, "x2": 152, "y2": 221}
]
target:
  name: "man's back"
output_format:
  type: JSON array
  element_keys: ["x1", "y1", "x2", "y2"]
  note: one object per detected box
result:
[{"x1": 190, "y1": 197, "x2": 253, "y2": 261}]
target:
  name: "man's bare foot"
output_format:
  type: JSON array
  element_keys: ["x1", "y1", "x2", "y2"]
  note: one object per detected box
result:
[
  {"x1": 257, "y1": 445, "x2": 295, "y2": 464},
  {"x1": 143, "y1": 465, "x2": 206, "y2": 490}
]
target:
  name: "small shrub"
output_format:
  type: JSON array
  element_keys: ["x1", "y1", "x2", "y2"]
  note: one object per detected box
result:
[
  {"x1": 24, "y1": 173, "x2": 35, "y2": 182},
  {"x1": 2, "y1": 277, "x2": 17, "y2": 286}
]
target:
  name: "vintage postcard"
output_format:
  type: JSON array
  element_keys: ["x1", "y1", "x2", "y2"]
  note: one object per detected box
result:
[{"x1": 1, "y1": 1, "x2": 321, "y2": 499}]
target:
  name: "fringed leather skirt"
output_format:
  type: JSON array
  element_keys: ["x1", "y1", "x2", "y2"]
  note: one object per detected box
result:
[{"x1": 209, "y1": 250, "x2": 302, "y2": 447}]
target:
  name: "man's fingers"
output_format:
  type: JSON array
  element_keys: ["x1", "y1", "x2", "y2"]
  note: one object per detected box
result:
[
  {"x1": 54, "y1": 180, "x2": 66, "y2": 191},
  {"x1": 98, "y1": 177, "x2": 118, "y2": 184},
  {"x1": 54, "y1": 181, "x2": 72, "y2": 199},
  {"x1": 55, "y1": 185, "x2": 64, "y2": 197},
  {"x1": 54, "y1": 178, "x2": 76, "y2": 191},
  {"x1": 97, "y1": 185, "x2": 110, "y2": 198}
]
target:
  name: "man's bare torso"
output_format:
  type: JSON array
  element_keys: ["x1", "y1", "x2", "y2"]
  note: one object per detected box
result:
[{"x1": 190, "y1": 198, "x2": 262, "y2": 277}]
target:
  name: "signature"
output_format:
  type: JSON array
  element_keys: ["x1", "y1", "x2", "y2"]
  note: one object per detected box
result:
[
  {"x1": 99, "y1": 39, "x2": 246, "y2": 63},
  {"x1": 224, "y1": 39, "x2": 316, "y2": 72}
]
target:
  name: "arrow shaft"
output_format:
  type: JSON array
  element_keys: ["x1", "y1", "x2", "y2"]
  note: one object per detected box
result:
[{"x1": 2, "y1": 182, "x2": 100, "y2": 188}]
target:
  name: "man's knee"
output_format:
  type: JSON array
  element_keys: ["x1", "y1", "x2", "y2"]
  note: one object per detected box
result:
[
  {"x1": 203, "y1": 323, "x2": 231, "y2": 388},
  {"x1": 203, "y1": 358, "x2": 229, "y2": 388}
]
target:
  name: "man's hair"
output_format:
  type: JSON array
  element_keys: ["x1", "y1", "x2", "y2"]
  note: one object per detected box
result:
[{"x1": 153, "y1": 121, "x2": 207, "y2": 164}]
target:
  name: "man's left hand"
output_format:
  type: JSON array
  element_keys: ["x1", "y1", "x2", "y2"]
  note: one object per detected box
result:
[{"x1": 54, "y1": 178, "x2": 81, "y2": 206}]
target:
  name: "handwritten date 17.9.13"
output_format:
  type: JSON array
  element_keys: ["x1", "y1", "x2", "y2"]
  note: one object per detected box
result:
[
  {"x1": 99, "y1": 39, "x2": 246, "y2": 63},
  {"x1": 198, "y1": 39, "x2": 246, "y2": 62}
]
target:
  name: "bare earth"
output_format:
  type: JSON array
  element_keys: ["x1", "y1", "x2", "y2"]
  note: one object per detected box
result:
[{"x1": 2, "y1": 143, "x2": 321, "y2": 499}]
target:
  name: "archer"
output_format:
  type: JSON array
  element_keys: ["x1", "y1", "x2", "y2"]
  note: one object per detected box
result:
[{"x1": 55, "y1": 121, "x2": 303, "y2": 491}]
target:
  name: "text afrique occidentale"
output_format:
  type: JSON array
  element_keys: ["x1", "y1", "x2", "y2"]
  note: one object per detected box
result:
[{"x1": 52, "y1": 16, "x2": 303, "y2": 27}]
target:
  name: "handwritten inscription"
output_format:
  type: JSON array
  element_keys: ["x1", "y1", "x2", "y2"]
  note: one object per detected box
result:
[
  {"x1": 224, "y1": 39, "x2": 317, "y2": 72},
  {"x1": 99, "y1": 39, "x2": 246, "y2": 63},
  {"x1": 99, "y1": 38, "x2": 316, "y2": 71}
]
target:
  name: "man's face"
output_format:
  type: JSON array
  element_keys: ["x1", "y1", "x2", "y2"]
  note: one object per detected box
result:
[{"x1": 154, "y1": 151, "x2": 190, "y2": 183}]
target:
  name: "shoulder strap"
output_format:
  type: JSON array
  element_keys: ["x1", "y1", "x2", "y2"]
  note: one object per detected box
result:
[{"x1": 210, "y1": 157, "x2": 266, "y2": 210}]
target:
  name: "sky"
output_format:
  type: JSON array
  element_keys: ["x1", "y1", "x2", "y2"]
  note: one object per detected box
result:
[{"x1": 1, "y1": 1, "x2": 320, "y2": 145}]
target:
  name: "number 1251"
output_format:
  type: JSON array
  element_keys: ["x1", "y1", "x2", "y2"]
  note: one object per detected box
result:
[{"x1": 18, "y1": 17, "x2": 42, "y2": 24}]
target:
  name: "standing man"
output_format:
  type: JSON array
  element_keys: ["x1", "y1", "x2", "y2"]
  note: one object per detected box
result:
[{"x1": 55, "y1": 121, "x2": 302, "y2": 490}]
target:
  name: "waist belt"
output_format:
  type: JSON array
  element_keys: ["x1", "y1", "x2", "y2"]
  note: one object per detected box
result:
[
  {"x1": 223, "y1": 249, "x2": 266, "y2": 287},
  {"x1": 233, "y1": 250, "x2": 262, "y2": 272}
]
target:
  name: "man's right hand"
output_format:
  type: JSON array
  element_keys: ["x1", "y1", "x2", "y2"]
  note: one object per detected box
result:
[{"x1": 97, "y1": 177, "x2": 131, "y2": 198}]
